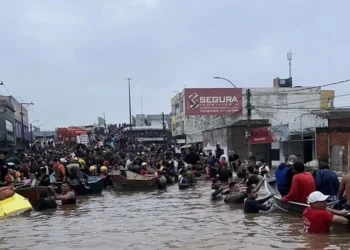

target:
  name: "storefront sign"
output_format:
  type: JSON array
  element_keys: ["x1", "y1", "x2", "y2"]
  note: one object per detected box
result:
[
  {"x1": 5, "y1": 120, "x2": 13, "y2": 132},
  {"x1": 250, "y1": 124, "x2": 289, "y2": 144},
  {"x1": 184, "y1": 88, "x2": 242, "y2": 116}
]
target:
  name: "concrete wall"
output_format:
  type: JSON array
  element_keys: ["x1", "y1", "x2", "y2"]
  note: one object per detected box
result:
[
  {"x1": 203, "y1": 127, "x2": 228, "y2": 155},
  {"x1": 316, "y1": 118, "x2": 350, "y2": 170}
]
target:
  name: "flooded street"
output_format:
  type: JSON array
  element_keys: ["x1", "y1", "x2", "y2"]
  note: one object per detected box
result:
[{"x1": 2, "y1": 181, "x2": 350, "y2": 250}]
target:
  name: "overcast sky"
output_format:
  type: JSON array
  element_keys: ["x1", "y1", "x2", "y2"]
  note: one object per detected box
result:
[{"x1": 0, "y1": 0, "x2": 349, "y2": 130}]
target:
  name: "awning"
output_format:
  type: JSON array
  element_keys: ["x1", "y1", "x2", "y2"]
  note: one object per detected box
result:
[{"x1": 181, "y1": 144, "x2": 192, "y2": 149}]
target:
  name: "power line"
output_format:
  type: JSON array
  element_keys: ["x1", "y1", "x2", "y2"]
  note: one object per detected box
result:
[
  {"x1": 254, "y1": 92, "x2": 350, "y2": 108},
  {"x1": 273, "y1": 78, "x2": 350, "y2": 93}
]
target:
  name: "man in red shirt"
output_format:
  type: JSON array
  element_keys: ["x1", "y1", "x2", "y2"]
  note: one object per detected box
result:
[
  {"x1": 303, "y1": 191, "x2": 349, "y2": 234},
  {"x1": 140, "y1": 162, "x2": 150, "y2": 176},
  {"x1": 282, "y1": 162, "x2": 316, "y2": 204}
]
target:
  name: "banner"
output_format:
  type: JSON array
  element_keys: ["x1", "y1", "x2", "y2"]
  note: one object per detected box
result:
[
  {"x1": 250, "y1": 124, "x2": 289, "y2": 144},
  {"x1": 184, "y1": 88, "x2": 242, "y2": 116}
]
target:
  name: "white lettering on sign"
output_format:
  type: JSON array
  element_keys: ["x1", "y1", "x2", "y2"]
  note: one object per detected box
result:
[{"x1": 199, "y1": 96, "x2": 238, "y2": 104}]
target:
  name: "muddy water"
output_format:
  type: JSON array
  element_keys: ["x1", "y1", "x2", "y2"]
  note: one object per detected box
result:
[{"x1": 1, "y1": 182, "x2": 350, "y2": 250}]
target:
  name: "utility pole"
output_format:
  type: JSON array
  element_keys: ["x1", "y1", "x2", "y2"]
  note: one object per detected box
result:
[
  {"x1": 126, "y1": 78, "x2": 132, "y2": 136},
  {"x1": 20, "y1": 102, "x2": 34, "y2": 147},
  {"x1": 287, "y1": 50, "x2": 292, "y2": 78},
  {"x1": 30, "y1": 123, "x2": 33, "y2": 143},
  {"x1": 103, "y1": 112, "x2": 106, "y2": 127},
  {"x1": 246, "y1": 89, "x2": 252, "y2": 154},
  {"x1": 162, "y1": 112, "x2": 166, "y2": 144}
]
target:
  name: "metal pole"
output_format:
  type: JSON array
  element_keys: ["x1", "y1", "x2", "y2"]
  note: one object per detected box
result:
[
  {"x1": 162, "y1": 112, "x2": 166, "y2": 143},
  {"x1": 20, "y1": 104, "x2": 24, "y2": 144},
  {"x1": 30, "y1": 123, "x2": 33, "y2": 143},
  {"x1": 247, "y1": 89, "x2": 252, "y2": 155},
  {"x1": 287, "y1": 50, "x2": 292, "y2": 78},
  {"x1": 127, "y1": 78, "x2": 132, "y2": 136}
]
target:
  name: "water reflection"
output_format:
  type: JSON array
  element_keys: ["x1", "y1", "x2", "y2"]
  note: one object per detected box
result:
[{"x1": 1, "y1": 181, "x2": 349, "y2": 250}]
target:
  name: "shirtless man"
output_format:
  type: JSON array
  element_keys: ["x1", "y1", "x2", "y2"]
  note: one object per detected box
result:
[{"x1": 338, "y1": 173, "x2": 350, "y2": 209}]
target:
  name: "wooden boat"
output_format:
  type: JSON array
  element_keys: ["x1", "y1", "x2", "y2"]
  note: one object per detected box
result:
[
  {"x1": 109, "y1": 170, "x2": 158, "y2": 191},
  {"x1": 15, "y1": 184, "x2": 55, "y2": 207},
  {"x1": 264, "y1": 177, "x2": 336, "y2": 215},
  {"x1": 50, "y1": 175, "x2": 105, "y2": 195}
]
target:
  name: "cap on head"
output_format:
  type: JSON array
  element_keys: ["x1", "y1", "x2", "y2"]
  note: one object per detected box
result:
[
  {"x1": 307, "y1": 191, "x2": 329, "y2": 204},
  {"x1": 287, "y1": 155, "x2": 298, "y2": 165},
  {"x1": 60, "y1": 158, "x2": 67, "y2": 163}
]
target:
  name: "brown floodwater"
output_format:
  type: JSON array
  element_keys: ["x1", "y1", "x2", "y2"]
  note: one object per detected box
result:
[{"x1": 1, "y1": 181, "x2": 350, "y2": 250}]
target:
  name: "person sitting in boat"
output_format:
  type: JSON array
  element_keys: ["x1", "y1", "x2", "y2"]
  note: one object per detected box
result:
[
  {"x1": 100, "y1": 166, "x2": 108, "y2": 178},
  {"x1": 67, "y1": 162, "x2": 87, "y2": 186},
  {"x1": 178, "y1": 169, "x2": 190, "y2": 189},
  {"x1": 49, "y1": 182, "x2": 76, "y2": 205},
  {"x1": 314, "y1": 163, "x2": 340, "y2": 202},
  {"x1": 140, "y1": 162, "x2": 150, "y2": 175},
  {"x1": 34, "y1": 189, "x2": 57, "y2": 211},
  {"x1": 53, "y1": 158, "x2": 68, "y2": 182},
  {"x1": 244, "y1": 186, "x2": 273, "y2": 213},
  {"x1": 89, "y1": 166, "x2": 98, "y2": 176},
  {"x1": 211, "y1": 177, "x2": 225, "y2": 201},
  {"x1": 303, "y1": 191, "x2": 349, "y2": 234},
  {"x1": 282, "y1": 162, "x2": 316, "y2": 204}
]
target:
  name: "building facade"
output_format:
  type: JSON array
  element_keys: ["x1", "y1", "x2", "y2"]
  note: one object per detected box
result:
[
  {"x1": 170, "y1": 77, "x2": 334, "y2": 163},
  {"x1": 0, "y1": 96, "x2": 30, "y2": 150},
  {"x1": 0, "y1": 99, "x2": 16, "y2": 152}
]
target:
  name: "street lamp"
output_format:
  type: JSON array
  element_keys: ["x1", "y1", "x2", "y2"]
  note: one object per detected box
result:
[
  {"x1": 20, "y1": 102, "x2": 34, "y2": 145},
  {"x1": 213, "y1": 76, "x2": 239, "y2": 89},
  {"x1": 30, "y1": 120, "x2": 40, "y2": 143},
  {"x1": 213, "y1": 76, "x2": 252, "y2": 155}
]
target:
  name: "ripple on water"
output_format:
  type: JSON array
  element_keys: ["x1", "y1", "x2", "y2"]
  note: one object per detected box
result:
[{"x1": 1, "y1": 182, "x2": 350, "y2": 250}]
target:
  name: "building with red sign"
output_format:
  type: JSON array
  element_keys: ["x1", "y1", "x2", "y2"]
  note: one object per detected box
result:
[
  {"x1": 171, "y1": 77, "x2": 335, "y2": 164},
  {"x1": 56, "y1": 127, "x2": 89, "y2": 143}
]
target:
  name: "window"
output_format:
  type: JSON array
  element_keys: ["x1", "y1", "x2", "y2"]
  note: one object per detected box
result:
[
  {"x1": 181, "y1": 121, "x2": 184, "y2": 133},
  {"x1": 180, "y1": 101, "x2": 183, "y2": 112}
]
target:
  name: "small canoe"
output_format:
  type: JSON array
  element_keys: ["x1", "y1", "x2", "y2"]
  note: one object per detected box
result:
[
  {"x1": 109, "y1": 170, "x2": 158, "y2": 191},
  {"x1": 0, "y1": 193, "x2": 32, "y2": 218},
  {"x1": 265, "y1": 177, "x2": 336, "y2": 215},
  {"x1": 50, "y1": 175, "x2": 105, "y2": 195},
  {"x1": 15, "y1": 185, "x2": 54, "y2": 207}
]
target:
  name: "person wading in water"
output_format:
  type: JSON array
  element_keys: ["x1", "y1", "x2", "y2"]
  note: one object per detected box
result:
[{"x1": 49, "y1": 182, "x2": 76, "y2": 205}]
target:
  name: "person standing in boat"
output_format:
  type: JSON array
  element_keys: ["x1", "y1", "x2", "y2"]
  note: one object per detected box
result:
[
  {"x1": 282, "y1": 162, "x2": 316, "y2": 204},
  {"x1": 303, "y1": 191, "x2": 349, "y2": 234},
  {"x1": 49, "y1": 182, "x2": 76, "y2": 205},
  {"x1": 314, "y1": 163, "x2": 340, "y2": 202},
  {"x1": 53, "y1": 158, "x2": 68, "y2": 182},
  {"x1": 275, "y1": 155, "x2": 297, "y2": 196}
]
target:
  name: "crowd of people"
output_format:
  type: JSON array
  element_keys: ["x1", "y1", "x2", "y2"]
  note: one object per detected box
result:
[{"x1": 1, "y1": 131, "x2": 350, "y2": 235}]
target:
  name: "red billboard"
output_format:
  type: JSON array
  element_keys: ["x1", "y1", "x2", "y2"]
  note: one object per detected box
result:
[{"x1": 184, "y1": 88, "x2": 242, "y2": 116}]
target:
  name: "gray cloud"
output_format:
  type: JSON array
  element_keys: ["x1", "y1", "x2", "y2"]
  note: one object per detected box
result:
[{"x1": 0, "y1": 0, "x2": 349, "y2": 130}]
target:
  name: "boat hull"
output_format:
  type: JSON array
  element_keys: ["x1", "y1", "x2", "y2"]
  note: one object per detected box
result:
[
  {"x1": 264, "y1": 178, "x2": 335, "y2": 215},
  {"x1": 52, "y1": 176, "x2": 105, "y2": 195},
  {"x1": 109, "y1": 171, "x2": 158, "y2": 191},
  {"x1": 15, "y1": 186, "x2": 54, "y2": 207}
]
